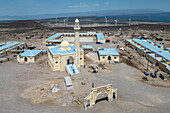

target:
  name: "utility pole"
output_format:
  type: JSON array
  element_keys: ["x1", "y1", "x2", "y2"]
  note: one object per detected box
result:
[
  {"x1": 5, "y1": 36, "x2": 7, "y2": 44},
  {"x1": 147, "y1": 59, "x2": 149, "y2": 72}
]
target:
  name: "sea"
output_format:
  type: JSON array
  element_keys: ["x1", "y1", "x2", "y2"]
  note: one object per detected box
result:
[
  {"x1": 0, "y1": 20, "x2": 18, "y2": 23},
  {"x1": 0, "y1": 19, "x2": 170, "y2": 23}
]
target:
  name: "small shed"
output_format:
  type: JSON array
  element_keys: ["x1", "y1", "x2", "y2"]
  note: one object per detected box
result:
[
  {"x1": 82, "y1": 45, "x2": 94, "y2": 51},
  {"x1": 64, "y1": 76, "x2": 73, "y2": 91},
  {"x1": 96, "y1": 33, "x2": 106, "y2": 44},
  {"x1": 17, "y1": 50, "x2": 42, "y2": 63},
  {"x1": 98, "y1": 48, "x2": 120, "y2": 63}
]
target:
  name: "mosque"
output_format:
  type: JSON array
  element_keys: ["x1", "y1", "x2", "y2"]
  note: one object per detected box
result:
[
  {"x1": 47, "y1": 19, "x2": 84, "y2": 72},
  {"x1": 45, "y1": 24, "x2": 106, "y2": 46}
]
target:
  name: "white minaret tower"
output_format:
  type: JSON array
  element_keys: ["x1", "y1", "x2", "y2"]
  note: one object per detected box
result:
[{"x1": 74, "y1": 18, "x2": 81, "y2": 67}]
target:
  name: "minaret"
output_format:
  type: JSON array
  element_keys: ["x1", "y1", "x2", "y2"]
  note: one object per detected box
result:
[{"x1": 74, "y1": 19, "x2": 80, "y2": 67}]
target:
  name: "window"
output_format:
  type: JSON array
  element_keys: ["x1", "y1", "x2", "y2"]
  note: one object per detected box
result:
[
  {"x1": 103, "y1": 56, "x2": 105, "y2": 59},
  {"x1": 56, "y1": 61, "x2": 58, "y2": 64},
  {"x1": 80, "y1": 58, "x2": 82, "y2": 60},
  {"x1": 114, "y1": 57, "x2": 117, "y2": 59}
]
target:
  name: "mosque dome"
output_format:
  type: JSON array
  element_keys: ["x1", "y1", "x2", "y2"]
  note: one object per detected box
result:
[
  {"x1": 75, "y1": 18, "x2": 79, "y2": 23},
  {"x1": 60, "y1": 40, "x2": 70, "y2": 48}
]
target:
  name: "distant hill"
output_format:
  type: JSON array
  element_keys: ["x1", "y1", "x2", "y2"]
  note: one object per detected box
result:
[{"x1": 0, "y1": 9, "x2": 169, "y2": 22}]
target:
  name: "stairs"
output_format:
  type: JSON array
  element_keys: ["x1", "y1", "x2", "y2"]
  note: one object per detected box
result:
[{"x1": 66, "y1": 64, "x2": 80, "y2": 75}]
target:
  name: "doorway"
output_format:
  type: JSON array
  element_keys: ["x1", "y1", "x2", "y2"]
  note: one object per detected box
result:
[
  {"x1": 108, "y1": 56, "x2": 111, "y2": 60},
  {"x1": 67, "y1": 56, "x2": 74, "y2": 64},
  {"x1": 24, "y1": 57, "x2": 28, "y2": 62}
]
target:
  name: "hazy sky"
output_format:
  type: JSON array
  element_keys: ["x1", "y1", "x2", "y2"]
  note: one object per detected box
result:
[{"x1": 0, "y1": 0, "x2": 170, "y2": 16}]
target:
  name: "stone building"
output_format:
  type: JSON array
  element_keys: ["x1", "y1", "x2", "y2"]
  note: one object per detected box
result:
[
  {"x1": 47, "y1": 19, "x2": 84, "y2": 72},
  {"x1": 17, "y1": 50, "x2": 42, "y2": 63},
  {"x1": 98, "y1": 48, "x2": 120, "y2": 63}
]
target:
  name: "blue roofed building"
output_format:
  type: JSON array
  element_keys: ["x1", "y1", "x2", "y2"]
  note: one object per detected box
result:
[
  {"x1": 47, "y1": 41, "x2": 84, "y2": 71},
  {"x1": 17, "y1": 50, "x2": 42, "y2": 63},
  {"x1": 96, "y1": 33, "x2": 106, "y2": 43},
  {"x1": 45, "y1": 21, "x2": 106, "y2": 46},
  {"x1": 125, "y1": 38, "x2": 170, "y2": 73},
  {"x1": 165, "y1": 48, "x2": 170, "y2": 52},
  {"x1": 154, "y1": 43, "x2": 164, "y2": 49},
  {"x1": 45, "y1": 32, "x2": 106, "y2": 46},
  {"x1": 0, "y1": 43, "x2": 5, "y2": 47},
  {"x1": 0, "y1": 42, "x2": 20, "y2": 52},
  {"x1": 82, "y1": 45, "x2": 94, "y2": 51},
  {"x1": 98, "y1": 48, "x2": 120, "y2": 63}
]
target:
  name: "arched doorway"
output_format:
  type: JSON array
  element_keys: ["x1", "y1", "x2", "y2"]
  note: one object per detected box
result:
[
  {"x1": 24, "y1": 57, "x2": 28, "y2": 62},
  {"x1": 108, "y1": 56, "x2": 111, "y2": 60},
  {"x1": 84, "y1": 84, "x2": 118, "y2": 110},
  {"x1": 67, "y1": 56, "x2": 74, "y2": 65},
  {"x1": 95, "y1": 92, "x2": 108, "y2": 104}
]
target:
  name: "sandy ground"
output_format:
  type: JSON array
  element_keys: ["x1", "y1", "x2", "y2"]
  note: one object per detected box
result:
[
  {"x1": 0, "y1": 58, "x2": 170, "y2": 113},
  {"x1": 0, "y1": 20, "x2": 170, "y2": 113}
]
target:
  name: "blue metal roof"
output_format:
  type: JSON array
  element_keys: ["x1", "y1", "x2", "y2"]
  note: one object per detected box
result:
[
  {"x1": 132, "y1": 39, "x2": 170, "y2": 61},
  {"x1": 155, "y1": 43, "x2": 163, "y2": 47},
  {"x1": 148, "y1": 53, "x2": 162, "y2": 61},
  {"x1": 8, "y1": 46, "x2": 18, "y2": 50},
  {"x1": 19, "y1": 50, "x2": 42, "y2": 57},
  {"x1": 0, "y1": 43, "x2": 5, "y2": 46},
  {"x1": 82, "y1": 45, "x2": 94, "y2": 48},
  {"x1": 161, "y1": 62, "x2": 169, "y2": 67},
  {"x1": 47, "y1": 33, "x2": 62, "y2": 40},
  {"x1": 49, "y1": 46, "x2": 75, "y2": 55},
  {"x1": 166, "y1": 48, "x2": 170, "y2": 51},
  {"x1": 0, "y1": 42, "x2": 20, "y2": 51},
  {"x1": 96, "y1": 33, "x2": 105, "y2": 40},
  {"x1": 147, "y1": 40, "x2": 153, "y2": 43},
  {"x1": 98, "y1": 48, "x2": 120, "y2": 56}
]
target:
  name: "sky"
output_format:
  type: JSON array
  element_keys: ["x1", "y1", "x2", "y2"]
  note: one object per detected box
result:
[{"x1": 0, "y1": 0, "x2": 170, "y2": 16}]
